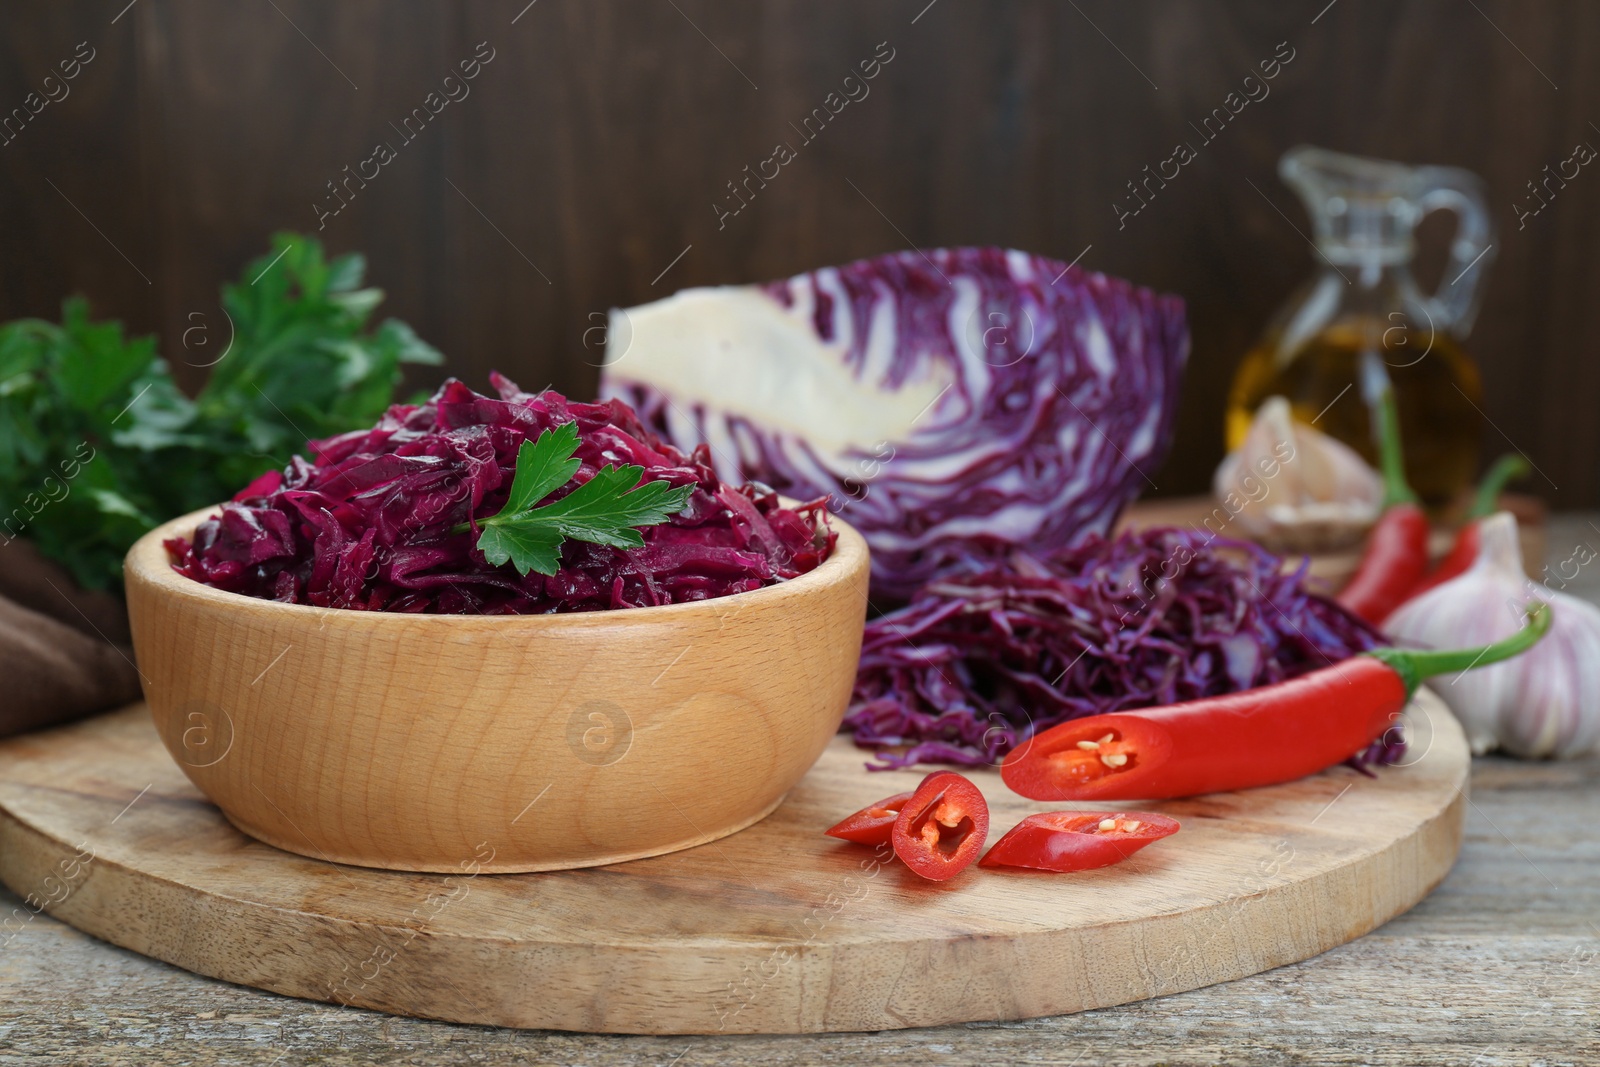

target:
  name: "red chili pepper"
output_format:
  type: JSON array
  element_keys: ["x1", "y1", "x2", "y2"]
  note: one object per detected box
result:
[
  {"x1": 891, "y1": 771, "x2": 989, "y2": 881},
  {"x1": 824, "y1": 791, "x2": 915, "y2": 846},
  {"x1": 1001, "y1": 602, "x2": 1550, "y2": 802},
  {"x1": 1409, "y1": 520, "x2": 1479, "y2": 600},
  {"x1": 1406, "y1": 454, "x2": 1530, "y2": 601},
  {"x1": 1337, "y1": 385, "x2": 1430, "y2": 624},
  {"x1": 980, "y1": 811, "x2": 1179, "y2": 873},
  {"x1": 1337, "y1": 502, "x2": 1431, "y2": 623}
]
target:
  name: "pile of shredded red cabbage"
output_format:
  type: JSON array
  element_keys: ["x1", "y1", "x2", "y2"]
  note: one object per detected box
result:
[
  {"x1": 166, "y1": 375, "x2": 835, "y2": 614},
  {"x1": 844, "y1": 527, "x2": 1392, "y2": 770}
]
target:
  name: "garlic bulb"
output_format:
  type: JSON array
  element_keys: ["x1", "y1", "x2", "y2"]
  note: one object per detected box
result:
[
  {"x1": 1384, "y1": 512, "x2": 1600, "y2": 759},
  {"x1": 1212, "y1": 396, "x2": 1383, "y2": 553}
]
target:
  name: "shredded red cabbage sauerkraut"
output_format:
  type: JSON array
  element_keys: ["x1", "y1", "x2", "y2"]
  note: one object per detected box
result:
[
  {"x1": 166, "y1": 376, "x2": 834, "y2": 613},
  {"x1": 844, "y1": 527, "x2": 1392, "y2": 769}
]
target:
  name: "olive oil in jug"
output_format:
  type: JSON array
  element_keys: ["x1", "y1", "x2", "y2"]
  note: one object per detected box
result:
[{"x1": 1226, "y1": 146, "x2": 1494, "y2": 506}]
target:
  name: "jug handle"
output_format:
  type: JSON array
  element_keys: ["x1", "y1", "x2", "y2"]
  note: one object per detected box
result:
[{"x1": 1415, "y1": 166, "x2": 1495, "y2": 337}]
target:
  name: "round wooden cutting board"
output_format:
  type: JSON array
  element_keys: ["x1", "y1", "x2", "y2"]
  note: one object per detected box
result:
[{"x1": 0, "y1": 696, "x2": 1467, "y2": 1035}]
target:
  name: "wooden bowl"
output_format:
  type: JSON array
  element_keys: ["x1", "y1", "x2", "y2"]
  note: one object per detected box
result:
[{"x1": 124, "y1": 507, "x2": 870, "y2": 873}]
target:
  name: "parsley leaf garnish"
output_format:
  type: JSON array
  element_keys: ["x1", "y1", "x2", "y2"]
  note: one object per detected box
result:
[{"x1": 470, "y1": 421, "x2": 693, "y2": 577}]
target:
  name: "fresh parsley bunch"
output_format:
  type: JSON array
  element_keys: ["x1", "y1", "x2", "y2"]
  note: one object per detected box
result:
[{"x1": 0, "y1": 233, "x2": 441, "y2": 593}]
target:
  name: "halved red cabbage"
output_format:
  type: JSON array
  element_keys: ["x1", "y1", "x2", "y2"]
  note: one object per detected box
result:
[
  {"x1": 845, "y1": 526, "x2": 1391, "y2": 769},
  {"x1": 166, "y1": 377, "x2": 835, "y2": 614},
  {"x1": 600, "y1": 247, "x2": 1188, "y2": 602}
]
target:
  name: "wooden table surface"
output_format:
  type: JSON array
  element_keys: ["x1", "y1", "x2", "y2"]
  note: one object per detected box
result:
[{"x1": 4, "y1": 515, "x2": 1599, "y2": 1066}]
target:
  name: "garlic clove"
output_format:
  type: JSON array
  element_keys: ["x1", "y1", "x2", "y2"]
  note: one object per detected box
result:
[
  {"x1": 1498, "y1": 588, "x2": 1600, "y2": 759},
  {"x1": 1385, "y1": 512, "x2": 1600, "y2": 760},
  {"x1": 1212, "y1": 396, "x2": 1383, "y2": 553}
]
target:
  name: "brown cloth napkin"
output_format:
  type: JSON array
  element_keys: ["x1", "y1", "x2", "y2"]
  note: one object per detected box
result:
[{"x1": 0, "y1": 539, "x2": 143, "y2": 737}]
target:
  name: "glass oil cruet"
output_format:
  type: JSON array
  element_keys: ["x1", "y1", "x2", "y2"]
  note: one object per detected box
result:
[{"x1": 1226, "y1": 145, "x2": 1494, "y2": 506}]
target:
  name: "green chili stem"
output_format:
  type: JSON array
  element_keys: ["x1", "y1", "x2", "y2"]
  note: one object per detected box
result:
[
  {"x1": 1367, "y1": 600, "x2": 1551, "y2": 696},
  {"x1": 1468, "y1": 454, "x2": 1531, "y2": 519},
  {"x1": 1373, "y1": 385, "x2": 1419, "y2": 510}
]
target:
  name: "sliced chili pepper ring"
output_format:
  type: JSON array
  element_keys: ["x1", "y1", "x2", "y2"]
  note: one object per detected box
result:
[
  {"x1": 891, "y1": 771, "x2": 989, "y2": 881},
  {"x1": 824, "y1": 791, "x2": 915, "y2": 846},
  {"x1": 980, "y1": 810, "x2": 1179, "y2": 872}
]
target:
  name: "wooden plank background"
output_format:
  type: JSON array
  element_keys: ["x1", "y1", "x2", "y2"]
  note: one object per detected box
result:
[{"x1": 1, "y1": 1, "x2": 1596, "y2": 504}]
